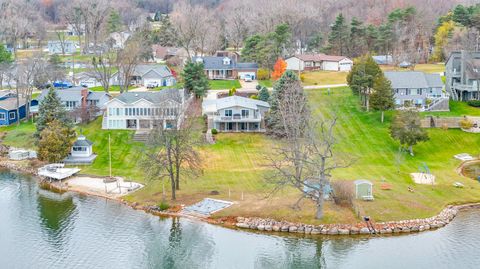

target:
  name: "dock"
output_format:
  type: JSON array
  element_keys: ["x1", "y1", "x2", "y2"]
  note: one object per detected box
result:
[{"x1": 38, "y1": 163, "x2": 81, "y2": 181}]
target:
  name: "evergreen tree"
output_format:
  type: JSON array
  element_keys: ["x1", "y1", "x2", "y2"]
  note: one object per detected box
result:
[
  {"x1": 35, "y1": 89, "x2": 73, "y2": 141},
  {"x1": 390, "y1": 110, "x2": 429, "y2": 156},
  {"x1": 347, "y1": 55, "x2": 382, "y2": 111},
  {"x1": 154, "y1": 15, "x2": 177, "y2": 47},
  {"x1": 266, "y1": 70, "x2": 307, "y2": 137},
  {"x1": 0, "y1": 44, "x2": 13, "y2": 63},
  {"x1": 306, "y1": 32, "x2": 323, "y2": 53},
  {"x1": 258, "y1": 86, "x2": 270, "y2": 102},
  {"x1": 327, "y1": 14, "x2": 349, "y2": 55},
  {"x1": 38, "y1": 120, "x2": 75, "y2": 163},
  {"x1": 365, "y1": 25, "x2": 379, "y2": 53},
  {"x1": 349, "y1": 17, "x2": 366, "y2": 57},
  {"x1": 182, "y1": 61, "x2": 209, "y2": 99},
  {"x1": 370, "y1": 75, "x2": 395, "y2": 123},
  {"x1": 452, "y1": 5, "x2": 472, "y2": 27},
  {"x1": 107, "y1": 10, "x2": 122, "y2": 33}
]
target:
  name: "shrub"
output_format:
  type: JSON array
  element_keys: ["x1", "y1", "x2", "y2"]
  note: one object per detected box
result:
[
  {"x1": 158, "y1": 201, "x2": 170, "y2": 211},
  {"x1": 256, "y1": 85, "x2": 262, "y2": 91},
  {"x1": 250, "y1": 95, "x2": 258, "y2": 99},
  {"x1": 211, "y1": 128, "x2": 218, "y2": 135},
  {"x1": 460, "y1": 118, "x2": 474, "y2": 129},
  {"x1": 467, "y1": 100, "x2": 480, "y2": 107},
  {"x1": 257, "y1": 68, "x2": 270, "y2": 80},
  {"x1": 300, "y1": 73, "x2": 306, "y2": 82},
  {"x1": 331, "y1": 180, "x2": 354, "y2": 206},
  {"x1": 229, "y1": 87, "x2": 236, "y2": 96}
]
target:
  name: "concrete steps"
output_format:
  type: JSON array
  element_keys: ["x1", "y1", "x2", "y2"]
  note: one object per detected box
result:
[{"x1": 133, "y1": 131, "x2": 150, "y2": 142}]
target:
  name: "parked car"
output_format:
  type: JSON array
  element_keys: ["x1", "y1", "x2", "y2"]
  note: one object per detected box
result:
[
  {"x1": 146, "y1": 82, "x2": 160, "y2": 89},
  {"x1": 244, "y1": 74, "x2": 253, "y2": 82}
]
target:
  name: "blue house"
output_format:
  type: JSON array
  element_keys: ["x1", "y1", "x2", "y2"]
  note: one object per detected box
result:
[{"x1": 0, "y1": 91, "x2": 38, "y2": 126}]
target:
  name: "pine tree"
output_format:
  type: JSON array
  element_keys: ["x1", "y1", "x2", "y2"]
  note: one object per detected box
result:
[
  {"x1": 371, "y1": 75, "x2": 395, "y2": 123},
  {"x1": 182, "y1": 61, "x2": 210, "y2": 99},
  {"x1": 258, "y1": 87, "x2": 270, "y2": 102},
  {"x1": 390, "y1": 110, "x2": 429, "y2": 156},
  {"x1": 35, "y1": 89, "x2": 73, "y2": 141},
  {"x1": 0, "y1": 44, "x2": 13, "y2": 63},
  {"x1": 107, "y1": 10, "x2": 122, "y2": 33},
  {"x1": 38, "y1": 120, "x2": 75, "y2": 163},
  {"x1": 349, "y1": 18, "x2": 366, "y2": 57},
  {"x1": 327, "y1": 14, "x2": 349, "y2": 55},
  {"x1": 266, "y1": 70, "x2": 307, "y2": 137},
  {"x1": 347, "y1": 55, "x2": 382, "y2": 111}
]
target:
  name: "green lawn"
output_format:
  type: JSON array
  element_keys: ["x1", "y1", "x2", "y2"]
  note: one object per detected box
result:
[
  {"x1": 0, "y1": 121, "x2": 36, "y2": 149},
  {"x1": 301, "y1": 71, "x2": 347, "y2": 86},
  {"x1": 258, "y1": 80, "x2": 273, "y2": 88},
  {"x1": 209, "y1": 80, "x2": 241, "y2": 90},
  {"x1": 381, "y1": 63, "x2": 445, "y2": 74},
  {"x1": 423, "y1": 101, "x2": 480, "y2": 117},
  {"x1": 4, "y1": 87, "x2": 480, "y2": 225}
]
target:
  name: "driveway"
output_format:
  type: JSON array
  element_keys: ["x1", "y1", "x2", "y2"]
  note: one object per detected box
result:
[{"x1": 239, "y1": 79, "x2": 259, "y2": 90}]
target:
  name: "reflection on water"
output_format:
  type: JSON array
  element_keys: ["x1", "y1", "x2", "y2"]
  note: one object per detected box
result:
[
  {"x1": 37, "y1": 189, "x2": 76, "y2": 242},
  {"x1": 2, "y1": 169, "x2": 480, "y2": 269}
]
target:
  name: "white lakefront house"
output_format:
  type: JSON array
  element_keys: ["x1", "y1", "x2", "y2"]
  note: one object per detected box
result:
[
  {"x1": 102, "y1": 89, "x2": 188, "y2": 130},
  {"x1": 203, "y1": 96, "x2": 270, "y2": 132}
]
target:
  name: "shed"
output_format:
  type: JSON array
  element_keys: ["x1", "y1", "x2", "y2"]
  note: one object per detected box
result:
[
  {"x1": 354, "y1": 180, "x2": 373, "y2": 200},
  {"x1": 64, "y1": 135, "x2": 97, "y2": 165}
]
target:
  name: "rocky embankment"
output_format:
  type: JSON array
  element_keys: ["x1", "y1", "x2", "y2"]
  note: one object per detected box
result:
[
  {"x1": 235, "y1": 204, "x2": 480, "y2": 236},
  {"x1": 0, "y1": 159, "x2": 39, "y2": 176}
]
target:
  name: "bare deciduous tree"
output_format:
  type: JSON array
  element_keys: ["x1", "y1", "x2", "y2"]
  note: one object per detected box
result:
[
  {"x1": 90, "y1": 51, "x2": 116, "y2": 92},
  {"x1": 141, "y1": 102, "x2": 203, "y2": 201},
  {"x1": 115, "y1": 38, "x2": 143, "y2": 93},
  {"x1": 267, "y1": 76, "x2": 351, "y2": 219}
]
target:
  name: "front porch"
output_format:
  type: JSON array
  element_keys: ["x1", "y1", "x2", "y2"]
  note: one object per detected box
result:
[
  {"x1": 214, "y1": 121, "x2": 265, "y2": 132},
  {"x1": 206, "y1": 69, "x2": 234, "y2": 80}
]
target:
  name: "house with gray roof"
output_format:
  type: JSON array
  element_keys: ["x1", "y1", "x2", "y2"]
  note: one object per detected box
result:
[
  {"x1": 384, "y1": 71, "x2": 448, "y2": 111},
  {"x1": 37, "y1": 87, "x2": 110, "y2": 112},
  {"x1": 0, "y1": 93, "x2": 38, "y2": 126},
  {"x1": 102, "y1": 89, "x2": 188, "y2": 130},
  {"x1": 202, "y1": 96, "x2": 270, "y2": 132},
  {"x1": 192, "y1": 56, "x2": 258, "y2": 80},
  {"x1": 445, "y1": 51, "x2": 480, "y2": 101},
  {"x1": 110, "y1": 64, "x2": 176, "y2": 87}
]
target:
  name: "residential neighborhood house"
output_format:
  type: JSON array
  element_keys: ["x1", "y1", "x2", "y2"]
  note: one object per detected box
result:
[
  {"x1": 0, "y1": 91, "x2": 38, "y2": 126},
  {"x1": 102, "y1": 89, "x2": 188, "y2": 130},
  {"x1": 202, "y1": 95, "x2": 270, "y2": 132},
  {"x1": 192, "y1": 56, "x2": 258, "y2": 80},
  {"x1": 445, "y1": 51, "x2": 480, "y2": 101},
  {"x1": 285, "y1": 54, "x2": 353, "y2": 72},
  {"x1": 36, "y1": 87, "x2": 110, "y2": 117},
  {"x1": 110, "y1": 64, "x2": 176, "y2": 87},
  {"x1": 47, "y1": 40, "x2": 76, "y2": 54},
  {"x1": 384, "y1": 71, "x2": 448, "y2": 111}
]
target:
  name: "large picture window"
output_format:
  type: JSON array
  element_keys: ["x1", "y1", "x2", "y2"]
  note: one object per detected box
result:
[{"x1": 225, "y1": 110, "x2": 232, "y2": 117}]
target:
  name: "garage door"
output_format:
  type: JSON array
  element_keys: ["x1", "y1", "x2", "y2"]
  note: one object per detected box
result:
[
  {"x1": 144, "y1": 79, "x2": 161, "y2": 86},
  {"x1": 238, "y1": 72, "x2": 256, "y2": 80}
]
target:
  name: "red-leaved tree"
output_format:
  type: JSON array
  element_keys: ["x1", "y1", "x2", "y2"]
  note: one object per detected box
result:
[{"x1": 271, "y1": 58, "x2": 287, "y2": 80}]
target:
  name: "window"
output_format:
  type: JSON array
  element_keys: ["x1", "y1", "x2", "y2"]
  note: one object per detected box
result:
[
  {"x1": 0, "y1": 113, "x2": 5, "y2": 120},
  {"x1": 241, "y1": 110, "x2": 249, "y2": 118},
  {"x1": 405, "y1": 89, "x2": 411, "y2": 95},
  {"x1": 9, "y1": 112, "x2": 15, "y2": 120},
  {"x1": 225, "y1": 110, "x2": 232, "y2": 117},
  {"x1": 73, "y1": 146, "x2": 87, "y2": 152}
]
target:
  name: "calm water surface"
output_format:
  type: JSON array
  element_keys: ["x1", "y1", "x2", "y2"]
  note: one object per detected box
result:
[{"x1": 1, "y1": 169, "x2": 480, "y2": 269}]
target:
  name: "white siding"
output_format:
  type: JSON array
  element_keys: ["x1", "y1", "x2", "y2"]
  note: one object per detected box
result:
[{"x1": 286, "y1": 57, "x2": 304, "y2": 71}]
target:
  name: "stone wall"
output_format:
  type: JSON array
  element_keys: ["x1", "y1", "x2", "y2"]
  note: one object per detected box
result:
[
  {"x1": 421, "y1": 116, "x2": 480, "y2": 129},
  {"x1": 234, "y1": 204, "x2": 480, "y2": 236}
]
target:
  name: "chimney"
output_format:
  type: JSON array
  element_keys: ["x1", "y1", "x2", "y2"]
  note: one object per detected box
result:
[{"x1": 81, "y1": 87, "x2": 88, "y2": 108}]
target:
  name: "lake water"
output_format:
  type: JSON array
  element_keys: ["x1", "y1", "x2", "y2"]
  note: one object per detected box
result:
[{"x1": 1, "y1": 169, "x2": 480, "y2": 269}]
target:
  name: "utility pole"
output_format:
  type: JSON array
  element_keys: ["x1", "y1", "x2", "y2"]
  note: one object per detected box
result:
[{"x1": 109, "y1": 134, "x2": 112, "y2": 178}]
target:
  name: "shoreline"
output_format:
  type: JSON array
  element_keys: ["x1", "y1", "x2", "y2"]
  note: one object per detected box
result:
[{"x1": 1, "y1": 159, "x2": 478, "y2": 237}]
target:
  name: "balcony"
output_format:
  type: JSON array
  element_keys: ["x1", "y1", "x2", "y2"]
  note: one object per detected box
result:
[{"x1": 213, "y1": 115, "x2": 261, "y2": 122}]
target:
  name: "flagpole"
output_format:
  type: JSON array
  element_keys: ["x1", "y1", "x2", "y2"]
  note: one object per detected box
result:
[{"x1": 109, "y1": 134, "x2": 112, "y2": 178}]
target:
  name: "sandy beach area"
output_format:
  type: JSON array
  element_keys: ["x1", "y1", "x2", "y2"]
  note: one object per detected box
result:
[{"x1": 65, "y1": 176, "x2": 144, "y2": 199}]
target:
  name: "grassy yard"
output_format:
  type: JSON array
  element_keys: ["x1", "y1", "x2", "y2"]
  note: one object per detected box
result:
[
  {"x1": 301, "y1": 63, "x2": 446, "y2": 87},
  {"x1": 0, "y1": 121, "x2": 36, "y2": 149},
  {"x1": 3, "y1": 87, "x2": 480, "y2": 225},
  {"x1": 301, "y1": 71, "x2": 348, "y2": 86},
  {"x1": 258, "y1": 80, "x2": 273, "y2": 88},
  {"x1": 381, "y1": 63, "x2": 445, "y2": 74},
  {"x1": 209, "y1": 80, "x2": 241, "y2": 90}
]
